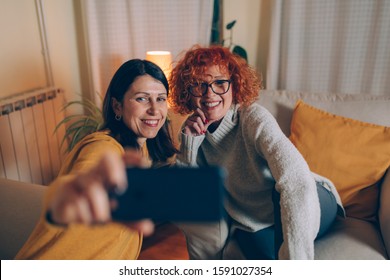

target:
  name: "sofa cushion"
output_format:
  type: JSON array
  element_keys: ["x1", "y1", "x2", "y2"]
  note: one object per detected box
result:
[
  {"x1": 223, "y1": 217, "x2": 388, "y2": 260},
  {"x1": 314, "y1": 217, "x2": 387, "y2": 260},
  {"x1": 289, "y1": 100, "x2": 390, "y2": 221}
]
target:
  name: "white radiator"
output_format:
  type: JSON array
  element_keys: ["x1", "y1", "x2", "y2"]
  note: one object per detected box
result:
[{"x1": 0, "y1": 87, "x2": 66, "y2": 185}]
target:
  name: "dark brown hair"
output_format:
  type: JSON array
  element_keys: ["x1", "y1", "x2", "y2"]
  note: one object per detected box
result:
[{"x1": 102, "y1": 59, "x2": 178, "y2": 162}]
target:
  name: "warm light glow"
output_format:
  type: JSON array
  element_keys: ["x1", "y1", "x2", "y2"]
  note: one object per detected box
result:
[{"x1": 146, "y1": 51, "x2": 172, "y2": 78}]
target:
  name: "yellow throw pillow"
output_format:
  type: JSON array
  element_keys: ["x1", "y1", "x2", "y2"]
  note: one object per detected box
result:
[{"x1": 289, "y1": 100, "x2": 390, "y2": 222}]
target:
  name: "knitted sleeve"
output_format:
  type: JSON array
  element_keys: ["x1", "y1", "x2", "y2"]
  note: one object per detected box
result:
[
  {"x1": 241, "y1": 104, "x2": 321, "y2": 260},
  {"x1": 176, "y1": 131, "x2": 206, "y2": 167}
]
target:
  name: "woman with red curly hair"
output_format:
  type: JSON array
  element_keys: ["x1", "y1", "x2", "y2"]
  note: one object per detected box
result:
[{"x1": 169, "y1": 45, "x2": 340, "y2": 260}]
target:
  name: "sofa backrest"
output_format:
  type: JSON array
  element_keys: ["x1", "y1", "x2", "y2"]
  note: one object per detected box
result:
[{"x1": 256, "y1": 90, "x2": 390, "y2": 136}]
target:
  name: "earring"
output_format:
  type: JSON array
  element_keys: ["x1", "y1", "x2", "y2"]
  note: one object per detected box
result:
[{"x1": 115, "y1": 114, "x2": 122, "y2": 121}]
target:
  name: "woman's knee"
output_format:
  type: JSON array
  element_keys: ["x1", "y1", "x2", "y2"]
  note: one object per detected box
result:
[{"x1": 175, "y1": 220, "x2": 229, "y2": 259}]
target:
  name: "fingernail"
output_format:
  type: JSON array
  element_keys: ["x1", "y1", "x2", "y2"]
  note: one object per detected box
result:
[
  {"x1": 109, "y1": 184, "x2": 126, "y2": 197},
  {"x1": 204, "y1": 119, "x2": 209, "y2": 124},
  {"x1": 203, "y1": 130, "x2": 207, "y2": 134}
]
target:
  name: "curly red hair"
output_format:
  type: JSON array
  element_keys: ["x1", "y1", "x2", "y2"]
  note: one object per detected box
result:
[{"x1": 168, "y1": 45, "x2": 262, "y2": 115}]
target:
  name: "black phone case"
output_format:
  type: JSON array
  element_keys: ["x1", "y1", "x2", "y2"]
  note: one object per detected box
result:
[{"x1": 111, "y1": 166, "x2": 225, "y2": 222}]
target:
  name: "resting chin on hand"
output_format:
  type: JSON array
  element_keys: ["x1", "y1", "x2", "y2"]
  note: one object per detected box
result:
[
  {"x1": 184, "y1": 108, "x2": 220, "y2": 136},
  {"x1": 48, "y1": 149, "x2": 154, "y2": 236}
]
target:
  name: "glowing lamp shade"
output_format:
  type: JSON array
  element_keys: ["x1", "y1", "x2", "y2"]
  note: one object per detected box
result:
[{"x1": 146, "y1": 51, "x2": 172, "y2": 78}]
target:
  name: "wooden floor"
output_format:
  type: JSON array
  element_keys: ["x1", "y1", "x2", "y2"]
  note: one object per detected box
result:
[{"x1": 138, "y1": 222, "x2": 189, "y2": 260}]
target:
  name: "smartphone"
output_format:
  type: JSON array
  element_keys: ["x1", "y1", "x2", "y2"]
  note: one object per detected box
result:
[{"x1": 110, "y1": 166, "x2": 226, "y2": 222}]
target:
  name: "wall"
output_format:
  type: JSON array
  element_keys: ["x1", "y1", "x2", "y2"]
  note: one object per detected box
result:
[
  {"x1": 0, "y1": 0, "x2": 82, "y2": 108},
  {"x1": 43, "y1": 0, "x2": 82, "y2": 104},
  {"x1": 0, "y1": 0, "x2": 46, "y2": 97},
  {"x1": 1, "y1": 0, "x2": 269, "y2": 105},
  {"x1": 223, "y1": 0, "x2": 271, "y2": 86}
]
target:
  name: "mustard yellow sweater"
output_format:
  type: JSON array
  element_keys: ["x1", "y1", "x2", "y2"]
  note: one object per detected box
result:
[{"x1": 15, "y1": 130, "x2": 145, "y2": 260}]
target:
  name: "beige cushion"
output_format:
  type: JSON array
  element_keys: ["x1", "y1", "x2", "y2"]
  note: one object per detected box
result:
[{"x1": 314, "y1": 217, "x2": 387, "y2": 260}]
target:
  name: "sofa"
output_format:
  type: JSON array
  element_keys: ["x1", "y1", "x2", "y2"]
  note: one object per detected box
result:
[
  {"x1": 222, "y1": 90, "x2": 390, "y2": 260},
  {"x1": 0, "y1": 178, "x2": 46, "y2": 260},
  {"x1": 1, "y1": 90, "x2": 389, "y2": 260}
]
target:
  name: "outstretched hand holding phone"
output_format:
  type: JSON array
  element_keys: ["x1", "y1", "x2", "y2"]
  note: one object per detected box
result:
[
  {"x1": 48, "y1": 150, "x2": 154, "y2": 236},
  {"x1": 110, "y1": 165, "x2": 225, "y2": 223}
]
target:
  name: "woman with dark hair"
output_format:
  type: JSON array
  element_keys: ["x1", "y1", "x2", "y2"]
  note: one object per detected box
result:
[
  {"x1": 15, "y1": 59, "x2": 178, "y2": 260},
  {"x1": 102, "y1": 59, "x2": 177, "y2": 163}
]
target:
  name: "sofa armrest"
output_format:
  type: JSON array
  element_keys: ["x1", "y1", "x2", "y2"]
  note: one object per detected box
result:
[
  {"x1": 379, "y1": 170, "x2": 390, "y2": 257},
  {"x1": 0, "y1": 178, "x2": 46, "y2": 259}
]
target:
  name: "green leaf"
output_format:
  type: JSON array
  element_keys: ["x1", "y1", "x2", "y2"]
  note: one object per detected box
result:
[
  {"x1": 54, "y1": 114, "x2": 88, "y2": 133},
  {"x1": 54, "y1": 93, "x2": 104, "y2": 153},
  {"x1": 67, "y1": 119, "x2": 91, "y2": 131},
  {"x1": 68, "y1": 120, "x2": 96, "y2": 151},
  {"x1": 226, "y1": 20, "x2": 236, "y2": 30},
  {"x1": 62, "y1": 122, "x2": 87, "y2": 140},
  {"x1": 83, "y1": 98, "x2": 103, "y2": 116},
  {"x1": 232, "y1": 45, "x2": 248, "y2": 61},
  {"x1": 61, "y1": 100, "x2": 87, "y2": 111},
  {"x1": 69, "y1": 127, "x2": 84, "y2": 151}
]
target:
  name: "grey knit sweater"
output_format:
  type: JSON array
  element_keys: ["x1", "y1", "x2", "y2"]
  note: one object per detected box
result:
[{"x1": 177, "y1": 103, "x2": 343, "y2": 259}]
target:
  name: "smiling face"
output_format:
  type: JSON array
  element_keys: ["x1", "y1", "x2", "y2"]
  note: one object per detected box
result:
[
  {"x1": 190, "y1": 65, "x2": 233, "y2": 122},
  {"x1": 112, "y1": 74, "x2": 168, "y2": 146}
]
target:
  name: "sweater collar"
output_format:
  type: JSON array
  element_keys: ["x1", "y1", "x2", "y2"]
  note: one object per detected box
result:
[{"x1": 206, "y1": 104, "x2": 239, "y2": 144}]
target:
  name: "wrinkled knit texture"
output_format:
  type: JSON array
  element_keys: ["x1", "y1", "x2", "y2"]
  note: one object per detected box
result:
[
  {"x1": 177, "y1": 104, "x2": 341, "y2": 260},
  {"x1": 15, "y1": 130, "x2": 145, "y2": 260}
]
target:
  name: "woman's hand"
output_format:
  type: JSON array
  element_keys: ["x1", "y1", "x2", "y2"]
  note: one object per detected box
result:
[
  {"x1": 48, "y1": 149, "x2": 154, "y2": 236},
  {"x1": 183, "y1": 108, "x2": 216, "y2": 136}
]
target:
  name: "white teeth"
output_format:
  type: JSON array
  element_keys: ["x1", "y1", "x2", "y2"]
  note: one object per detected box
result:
[
  {"x1": 204, "y1": 101, "x2": 220, "y2": 108},
  {"x1": 143, "y1": 120, "x2": 158, "y2": 125}
]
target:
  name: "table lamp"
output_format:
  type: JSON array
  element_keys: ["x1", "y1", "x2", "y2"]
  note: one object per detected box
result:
[{"x1": 145, "y1": 51, "x2": 172, "y2": 78}]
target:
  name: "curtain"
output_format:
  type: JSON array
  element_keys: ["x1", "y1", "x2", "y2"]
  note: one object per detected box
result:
[
  {"x1": 81, "y1": 0, "x2": 214, "y2": 101},
  {"x1": 267, "y1": 0, "x2": 390, "y2": 95}
]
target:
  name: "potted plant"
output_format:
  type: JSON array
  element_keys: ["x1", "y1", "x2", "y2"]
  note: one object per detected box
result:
[
  {"x1": 222, "y1": 20, "x2": 248, "y2": 62},
  {"x1": 55, "y1": 94, "x2": 103, "y2": 152}
]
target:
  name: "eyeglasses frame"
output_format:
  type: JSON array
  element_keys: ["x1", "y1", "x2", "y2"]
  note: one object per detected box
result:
[{"x1": 188, "y1": 79, "x2": 232, "y2": 97}]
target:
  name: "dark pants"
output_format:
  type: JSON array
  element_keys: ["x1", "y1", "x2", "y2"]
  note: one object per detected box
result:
[{"x1": 235, "y1": 181, "x2": 338, "y2": 259}]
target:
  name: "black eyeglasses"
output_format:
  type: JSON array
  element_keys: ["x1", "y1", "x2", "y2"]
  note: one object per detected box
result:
[{"x1": 188, "y1": 79, "x2": 231, "y2": 97}]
